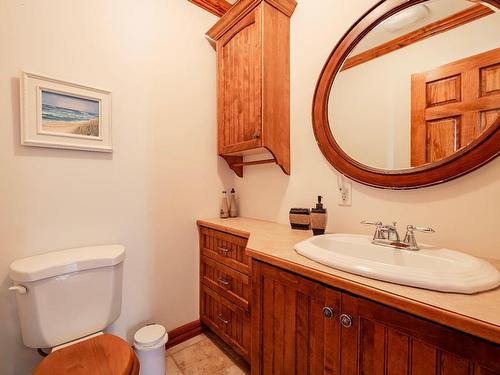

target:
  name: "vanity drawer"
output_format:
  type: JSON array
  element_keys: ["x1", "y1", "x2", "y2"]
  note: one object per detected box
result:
[
  {"x1": 200, "y1": 226, "x2": 249, "y2": 274},
  {"x1": 200, "y1": 284, "x2": 251, "y2": 362},
  {"x1": 201, "y1": 255, "x2": 250, "y2": 311}
]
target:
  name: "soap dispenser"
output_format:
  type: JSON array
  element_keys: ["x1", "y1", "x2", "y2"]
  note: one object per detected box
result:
[{"x1": 311, "y1": 196, "x2": 327, "y2": 235}]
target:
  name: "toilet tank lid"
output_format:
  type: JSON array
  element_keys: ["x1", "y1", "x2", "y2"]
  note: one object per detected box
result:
[{"x1": 9, "y1": 245, "x2": 125, "y2": 282}]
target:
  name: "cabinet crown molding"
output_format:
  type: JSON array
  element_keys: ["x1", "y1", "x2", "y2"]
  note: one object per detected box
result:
[{"x1": 206, "y1": 0, "x2": 297, "y2": 40}]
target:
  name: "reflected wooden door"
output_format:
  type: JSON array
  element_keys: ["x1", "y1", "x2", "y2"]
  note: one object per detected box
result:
[{"x1": 411, "y1": 48, "x2": 500, "y2": 166}]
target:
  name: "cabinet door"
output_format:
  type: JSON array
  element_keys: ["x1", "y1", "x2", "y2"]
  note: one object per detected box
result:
[
  {"x1": 252, "y1": 261, "x2": 341, "y2": 375},
  {"x1": 340, "y1": 294, "x2": 500, "y2": 375},
  {"x1": 217, "y1": 7, "x2": 263, "y2": 154}
]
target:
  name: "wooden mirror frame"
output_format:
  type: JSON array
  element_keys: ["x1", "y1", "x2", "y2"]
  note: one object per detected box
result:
[{"x1": 312, "y1": 0, "x2": 500, "y2": 189}]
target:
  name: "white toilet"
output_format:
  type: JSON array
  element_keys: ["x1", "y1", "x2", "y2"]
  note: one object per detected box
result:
[{"x1": 8, "y1": 245, "x2": 139, "y2": 375}]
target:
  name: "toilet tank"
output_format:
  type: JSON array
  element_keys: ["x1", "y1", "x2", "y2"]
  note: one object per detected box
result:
[{"x1": 9, "y1": 245, "x2": 125, "y2": 349}]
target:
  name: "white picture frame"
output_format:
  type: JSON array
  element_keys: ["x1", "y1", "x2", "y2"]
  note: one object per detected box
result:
[{"x1": 20, "y1": 71, "x2": 112, "y2": 152}]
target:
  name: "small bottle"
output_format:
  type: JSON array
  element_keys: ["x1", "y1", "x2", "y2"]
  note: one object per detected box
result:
[
  {"x1": 229, "y1": 188, "x2": 238, "y2": 218},
  {"x1": 310, "y1": 196, "x2": 327, "y2": 235},
  {"x1": 220, "y1": 191, "x2": 229, "y2": 218}
]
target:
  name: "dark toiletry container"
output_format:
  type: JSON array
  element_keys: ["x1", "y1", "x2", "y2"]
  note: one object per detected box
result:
[{"x1": 289, "y1": 208, "x2": 311, "y2": 230}]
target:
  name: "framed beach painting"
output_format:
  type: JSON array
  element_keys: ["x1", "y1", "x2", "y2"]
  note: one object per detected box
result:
[{"x1": 21, "y1": 72, "x2": 112, "y2": 152}]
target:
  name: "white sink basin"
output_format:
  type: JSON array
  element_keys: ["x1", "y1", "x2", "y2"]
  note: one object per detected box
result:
[{"x1": 294, "y1": 234, "x2": 500, "y2": 294}]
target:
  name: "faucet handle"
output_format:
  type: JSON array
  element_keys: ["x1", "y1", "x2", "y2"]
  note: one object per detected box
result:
[
  {"x1": 407, "y1": 225, "x2": 435, "y2": 234},
  {"x1": 361, "y1": 220, "x2": 382, "y2": 227},
  {"x1": 361, "y1": 220, "x2": 386, "y2": 240},
  {"x1": 403, "y1": 225, "x2": 435, "y2": 250}
]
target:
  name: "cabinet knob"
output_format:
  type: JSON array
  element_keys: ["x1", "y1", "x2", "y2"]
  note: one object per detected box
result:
[
  {"x1": 251, "y1": 131, "x2": 261, "y2": 139},
  {"x1": 340, "y1": 314, "x2": 353, "y2": 328},
  {"x1": 322, "y1": 307, "x2": 335, "y2": 319}
]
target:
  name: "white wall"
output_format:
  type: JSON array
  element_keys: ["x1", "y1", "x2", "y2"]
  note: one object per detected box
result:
[
  {"x1": 0, "y1": 0, "x2": 232, "y2": 373},
  {"x1": 235, "y1": 0, "x2": 500, "y2": 260},
  {"x1": 331, "y1": 13, "x2": 500, "y2": 169}
]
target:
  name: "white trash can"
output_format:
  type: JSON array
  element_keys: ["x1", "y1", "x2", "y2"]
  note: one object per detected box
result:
[{"x1": 134, "y1": 324, "x2": 168, "y2": 375}]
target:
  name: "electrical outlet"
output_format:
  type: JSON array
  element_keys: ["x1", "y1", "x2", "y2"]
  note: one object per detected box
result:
[{"x1": 338, "y1": 180, "x2": 352, "y2": 206}]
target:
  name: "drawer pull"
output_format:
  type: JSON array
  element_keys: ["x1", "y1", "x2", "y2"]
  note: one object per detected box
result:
[
  {"x1": 218, "y1": 314, "x2": 230, "y2": 325},
  {"x1": 218, "y1": 277, "x2": 230, "y2": 286},
  {"x1": 217, "y1": 246, "x2": 231, "y2": 255}
]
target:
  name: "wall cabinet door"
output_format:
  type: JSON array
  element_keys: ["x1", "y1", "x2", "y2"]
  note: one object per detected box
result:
[
  {"x1": 216, "y1": 8, "x2": 263, "y2": 154},
  {"x1": 252, "y1": 261, "x2": 341, "y2": 375},
  {"x1": 252, "y1": 260, "x2": 500, "y2": 375}
]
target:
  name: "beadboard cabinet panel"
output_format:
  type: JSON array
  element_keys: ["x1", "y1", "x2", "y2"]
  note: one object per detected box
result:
[
  {"x1": 252, "y1": 261, "x2": 341, "y2": 375},
  {"x1": 200, "y1": 284, "x2": 251, "y2": 361},
  {"x1": 252, "y1": 260, "x2": 500, "y2": 375},
  {"x1": 201, "y1": 255, "x2": 250, "y2": 310},
  {"x1": 217, "y1": 8, "x2": 262, "y2": 154},
  {"x1": 200, "y1": 226, "x2": 249, "y2": 274}
]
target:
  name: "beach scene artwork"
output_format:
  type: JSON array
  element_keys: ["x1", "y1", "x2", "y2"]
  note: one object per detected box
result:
[{"x1": 41, "y1": 91, "x2": 100, "y2": 137}]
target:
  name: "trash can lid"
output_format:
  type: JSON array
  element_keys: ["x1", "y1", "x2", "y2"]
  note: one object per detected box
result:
[{"x1": 134, "y1": 324, "x2": 167, "y2": 348}]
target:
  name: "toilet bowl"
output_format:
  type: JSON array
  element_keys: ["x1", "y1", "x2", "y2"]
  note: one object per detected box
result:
[
  {"x1": 8, "y1": 245, "x2": 134, "y2": 373},
  {"x1": 33, "y1": 334, "x2": 139, "y2": 375}
]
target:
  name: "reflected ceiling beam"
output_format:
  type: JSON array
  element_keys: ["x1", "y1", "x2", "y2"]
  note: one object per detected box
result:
[
  {"x1": 188, "y1": 0, "x2": 233, "y2": 17},
  {"x1": 341, "y1": 4, "x2": 494, "y2": 71}
]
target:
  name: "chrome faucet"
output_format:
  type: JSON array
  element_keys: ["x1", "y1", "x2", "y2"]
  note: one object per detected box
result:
[{"x1": 362, "y1": 220, "x2": 434, "y2": 251}]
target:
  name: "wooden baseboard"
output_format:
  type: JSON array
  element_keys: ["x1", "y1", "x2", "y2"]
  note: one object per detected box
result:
[{"x1": 165, "y1": 320, "x2": 205, "y2": 350}]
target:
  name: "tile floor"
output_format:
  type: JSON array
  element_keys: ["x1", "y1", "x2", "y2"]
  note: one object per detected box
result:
[{"x1": 166, "y1": 333, "x2": 250, "y2": 375}]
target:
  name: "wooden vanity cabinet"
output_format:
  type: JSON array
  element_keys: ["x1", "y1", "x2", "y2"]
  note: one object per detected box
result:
[
  {"x1": 252, "y1": 260, "x2": 500, "y2": 375},
  {"x1": 206, "y1": 0, "x2": 296, "y2": 177},
  {"x1": 199, "y1": 226, "x2": 251, "y2": 362}
]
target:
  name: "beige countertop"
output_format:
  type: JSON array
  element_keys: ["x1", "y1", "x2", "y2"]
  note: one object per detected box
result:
[{"x1": 197, "y1": 217, "x2": 500, "y2": 344}]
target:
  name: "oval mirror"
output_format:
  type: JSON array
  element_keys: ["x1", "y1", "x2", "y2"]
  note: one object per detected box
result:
[{"x1": 313, "y1": 0, "x2": 500, "y2": 189}]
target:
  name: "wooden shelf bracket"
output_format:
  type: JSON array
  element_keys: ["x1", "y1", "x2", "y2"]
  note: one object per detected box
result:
[{"x1": 221, "y1": 155, "x2": 278, "y2": 177}]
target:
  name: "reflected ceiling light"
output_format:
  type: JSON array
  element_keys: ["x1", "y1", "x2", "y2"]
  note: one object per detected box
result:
[{"x1": 381, "y1": 4, "x2": 430, "y2": 33}]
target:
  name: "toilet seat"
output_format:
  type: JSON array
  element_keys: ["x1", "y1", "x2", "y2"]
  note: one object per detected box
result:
[{"x1": 33, "y1": 334, "x2": 139, "y2": 375}]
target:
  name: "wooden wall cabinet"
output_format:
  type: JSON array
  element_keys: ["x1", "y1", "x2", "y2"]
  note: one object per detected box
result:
[
  {"x1": 206, "y1": 0, "x2": 296, "y2": 177},
  {"x1": 251, "y1": 260, "x2": 500, "y2": 375}
]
